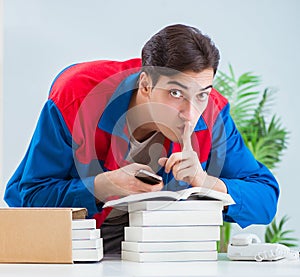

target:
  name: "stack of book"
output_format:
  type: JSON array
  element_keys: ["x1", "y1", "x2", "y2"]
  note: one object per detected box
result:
[
  {"x1": 121, "y1": 200, "x2": 223, "y2": 262},
  {"x1": 72, "y1": 219, "x2": 103, "y2": 262}
]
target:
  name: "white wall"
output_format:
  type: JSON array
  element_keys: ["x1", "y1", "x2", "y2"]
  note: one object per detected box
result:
[{"x1": 2, "y1": 0, "x2": 300, "y2": 242}]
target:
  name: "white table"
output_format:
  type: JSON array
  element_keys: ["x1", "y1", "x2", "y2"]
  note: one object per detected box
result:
[{"x1": 0, "y1": 254, "x2": 299, "y2": 277}]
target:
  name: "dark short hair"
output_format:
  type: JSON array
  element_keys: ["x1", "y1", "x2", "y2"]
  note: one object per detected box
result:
[{"x1": 141, "y1": 24, "x2": 220, "y2": 86}]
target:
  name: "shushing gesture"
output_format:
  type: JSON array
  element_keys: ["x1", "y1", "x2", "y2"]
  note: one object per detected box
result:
[{"x1": 158, "y1": 121, "x2": 206, "y2": 187}]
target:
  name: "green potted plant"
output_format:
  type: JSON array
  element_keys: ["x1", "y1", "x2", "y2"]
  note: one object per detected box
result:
[
  {"x1": 213, "y1": 65, "x2": 290, "y2": 252},
  {"x1": 265, "y1": 215, "x2": 298, "y2": 247}
]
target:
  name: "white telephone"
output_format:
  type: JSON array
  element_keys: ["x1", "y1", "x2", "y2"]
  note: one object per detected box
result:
[{"x1": 227, "y1": 233, "x2": 298, "y2": 262}]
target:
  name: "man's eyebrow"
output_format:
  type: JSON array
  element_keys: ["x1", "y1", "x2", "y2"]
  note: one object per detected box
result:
[
  {"x1": 200, "y1": 85, "x2": 213, "y2": 91},
  {"x1": 167, "y1": 81, "x2": 188, "y2": 90},
  {"x1": 167, "y1": 81, "x2": 212, "y2": 92}
]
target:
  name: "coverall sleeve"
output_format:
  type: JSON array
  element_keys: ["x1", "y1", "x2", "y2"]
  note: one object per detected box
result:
[
  {"x1": 208, "y1": 104, "x2": 279, "y2": 228},
  {"x1": 4, "y1": 100, "x2": 100, "y2": 218}
]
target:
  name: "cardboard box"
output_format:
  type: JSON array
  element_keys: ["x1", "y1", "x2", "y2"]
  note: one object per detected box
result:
[{"x1": 0, "y1": 208, "x2": 87, "y2": 264}]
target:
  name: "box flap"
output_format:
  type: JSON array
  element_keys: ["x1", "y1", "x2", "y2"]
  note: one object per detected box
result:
[{"x1": 71, "y1": 208, "x2": 87, "y2": 219}]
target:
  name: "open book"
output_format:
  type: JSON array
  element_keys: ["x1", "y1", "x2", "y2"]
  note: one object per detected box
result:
[{"x1": 103, "y1": 186, "x2": 235, "y2": 208}]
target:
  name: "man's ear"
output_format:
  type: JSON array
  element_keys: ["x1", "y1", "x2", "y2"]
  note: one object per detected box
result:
[{"x1": 138, "y1": 72, "x2": 153, "y2": 96}]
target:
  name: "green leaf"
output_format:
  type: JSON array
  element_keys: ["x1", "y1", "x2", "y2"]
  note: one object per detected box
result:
[
  {"x1": 264, "y1": 215, "x2": 298, "y2": 247},
  {"x1": 214, "y1": 66, "x2": 288, "y2": 171},
  {"x1": 278, "y1": 215, "x2": 289, "y2": 230},
  {"x1": 281, "y1": 242, "x2": 298, "y2": 248},
  {"x1": 280, "y1": 230, "x2": 294, "y2": 237},
  {"x1": 265, "y1": 226, "x2": 273, "y2": 243},
  {"x1": 271, "y1": 218, "x2": 279, "y2": 234},
  {"x1": 278, "y1": 237, "x2": 298, "y2": 242}
]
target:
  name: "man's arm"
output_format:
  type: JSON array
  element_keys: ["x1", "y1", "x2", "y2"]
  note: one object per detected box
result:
[
  {"x1": 4, "y1": 100, "x2": 100, "y2": 218},
  {"x1": 4, "y1": 100, "x2": 162, "y2": 218},
  {"x1": 209, "y1": 103, "x2": 279, "y2": 228}
]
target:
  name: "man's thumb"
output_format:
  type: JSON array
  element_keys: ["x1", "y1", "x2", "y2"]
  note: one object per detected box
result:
[{"x1": 158, "y1": 157, "x2": 168, "y2": 167}]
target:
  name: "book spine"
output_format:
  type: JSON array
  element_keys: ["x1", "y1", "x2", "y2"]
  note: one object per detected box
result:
[
  {"x1": 72, "y1": 219, "x2": 96, "y2": 230},
  {"x1": 121, "y1": 250, "x2": 218, "y2": 262},
  {"x1": 72, "y1": 248, "x2": 103, "y2": 262},
  {"x1": 72, "y1": 238, "x2": 103, "y2": 249},
  {"x1": 72, "y1": 229, "x2": 101, "y2": 240},
  {"x1": 125, "y1": 226, "x2": 220, "y2": 242},
  {"x1": 128, "y1": 200, "x2": 223, "y2": 212},
  {"x1": 121, "y1": 241, "x2": 217, "y2": 252},
  {"x1": 129, "y1": 210, "x2": 222, "y2": 226}
]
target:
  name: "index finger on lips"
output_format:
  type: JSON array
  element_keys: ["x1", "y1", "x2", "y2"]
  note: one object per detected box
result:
[{"x1": 182, "y1": 121, "x2": 193, "y2": 152}]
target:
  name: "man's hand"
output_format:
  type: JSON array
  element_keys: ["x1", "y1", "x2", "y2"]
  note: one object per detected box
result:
[
  {"x1": 158, "y1": 121, "x2": 206, "y2": 186},
  {"x1": 158, "y1": 122, "x2": 227, "y2": 193},
  {"x1": 94, "y1": 163, "x2": 163, "y2": 203}
]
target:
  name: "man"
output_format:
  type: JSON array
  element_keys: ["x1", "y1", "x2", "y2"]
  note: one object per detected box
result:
[{"x1": 4, "y1": 24, "x2": 279, "y2": 254}]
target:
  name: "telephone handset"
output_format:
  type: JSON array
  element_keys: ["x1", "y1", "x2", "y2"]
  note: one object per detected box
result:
[
  {"x1": 230, "y1": 233, "x2": 261, "y2": 246},
  {"x1": 227, "y1": 233, "x2": 298, "y2": 262}
]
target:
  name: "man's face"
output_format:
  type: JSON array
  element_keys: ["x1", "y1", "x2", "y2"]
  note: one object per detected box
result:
[{"x1": 147, "y1": 68, "x2": 214, "y2": 143}]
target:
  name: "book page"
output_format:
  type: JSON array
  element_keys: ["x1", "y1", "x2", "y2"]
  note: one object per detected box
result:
[
  {"x1": 182, "y1": 187, "x2": 235, "y2": 205},
  {"x1": 103, "y1": 190, "x2": 181, "y2": 208},
  {"x1": 103, "y1": 187, "x2": 235, "y2": 208}
]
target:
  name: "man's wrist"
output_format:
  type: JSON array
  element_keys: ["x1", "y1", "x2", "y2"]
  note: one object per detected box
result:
[
  {"x1": 94, "y1": 171, "x2": 110, "y2": 203},
  {"x1": 205, "y1": 175, "x2": 227, "y2": 193},
  {"x1": 192, "y1": 171, "x2": 227, "y2": 193}
]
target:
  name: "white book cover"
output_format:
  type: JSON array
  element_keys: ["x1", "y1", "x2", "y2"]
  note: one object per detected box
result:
[
  {"x1": 72, "y1": 229, "x2": 101, "y2": 240},
  {"x1": 72, "y1": 238, "x2": 103, "y2": 249},
  {"x1": 121, "y1": 250, "x2": 218, "y2": 262},
  {"x1": 72, "y1": 248, "x2": 103, "y2": 262},
  {"x1": 129, "y1": 210, "x2": 222, "y2": 226},
  {"x1": 121, "y1": 241, "x2": 217, "y2": 252},
  {"x1": 124, "y1": 226, "x2": 220, "y2": 242},
  {"x1": 72, "y1": 219, "x2": 96, "y2": 230},
  {"x1": 128, "y1": 200, "x2": 223, "y2": 213},
  {"x1": 103, "y1": 187, "x2": 234, "y2": 209}
]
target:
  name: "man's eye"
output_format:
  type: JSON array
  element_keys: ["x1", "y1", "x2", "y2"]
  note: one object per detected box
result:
[
  {"x1": 197, "y1": 92, "x2": 209, "y2": 101},
  {"x1": 169, "y1": 89, "x2": 183, "y2": 99}
]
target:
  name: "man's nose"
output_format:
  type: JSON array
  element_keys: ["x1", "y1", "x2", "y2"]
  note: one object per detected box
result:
[{"x1": 179, "y1": 100, "x2": 195, "y2": 121}]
